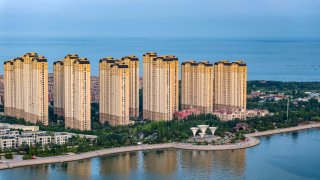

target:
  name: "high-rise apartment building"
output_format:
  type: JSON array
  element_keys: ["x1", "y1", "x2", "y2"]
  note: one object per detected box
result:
[
  {"x1": 4, "y1": 61, "x2": 14, "y2": 117},
  {"x1": 143, "y1": 52, "x2": 179, "y2": 121},
  {"x1": 99, "y1": 56, "x2": 139, "y2": 126},
  {"x1": 108, "y1": 63, "x2": 130, "y2": 125},
  {"x1": 73, "y1": 58, "x2": 91, "y2": 130},
  {"x1": 99, "y1": 57, "x2": 115, "y2": 125},
  {"x1": 53, "y1": 61, "x2": 64, "y2": 117},
  {"x1": 121, "y1": 56, "x2": 139, "y2": 118},
  {"x1": 181, "y1": 61, "x2": 214, "y2": 113},
  {"x1": 214, "y1": 60, "x2": 247, "y2": 111},
  {"x1": 4, "y1": 52, "x2": 48, "y2": 125},
  {"x1": 53, "y1": 54, "x2": 91, "y2": 130}
]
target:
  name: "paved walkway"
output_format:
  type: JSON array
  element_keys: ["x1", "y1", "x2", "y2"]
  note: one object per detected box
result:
[
  {"x1": 1, "y1": 122, "x2": 319, "y2": 170},
  {"x1": 248, "y1": 122, "x2": 320, "y2": 137}
]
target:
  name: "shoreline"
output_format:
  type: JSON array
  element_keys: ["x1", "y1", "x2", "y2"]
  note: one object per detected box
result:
[
  {"x1": 248, "y1": 122, "x2": 320, "y2": 137},
  {"x1": 0, "y1": 122, "x2": 319, "y2": 170}
]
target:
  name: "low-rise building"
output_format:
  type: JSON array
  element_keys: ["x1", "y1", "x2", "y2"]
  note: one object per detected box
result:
[
  {"x1": 0, "y1": 127, "x2": 10, "y2": 135},
  {"x1": 0, "y1": 126, "x2": 19, "y2": 138},
  {"x1": 173, "y1": 108, "x2": 201, "y2": 120},
  {"x1": 246, "y1": 109, "x2": 270, "y2": 118},
  {"x1": 21, "y1": 131, "x2": 46, "y2": 138},
  {"x1": 0, "y1": 123, "x2": 39, "y2": 131},
  {"x1": 53, "y1": 132, "x2": 72, "y2": 145},
  {"x1": 213, "y1": 109, "x2": 246, "y2": 121},
  {"x1": 10, "y1": 124, "x2": 39, "y2": 131},
  {"x1": 213, "y1": 109, "x2": 270, "y2": 121},
  {"x1": 66, "y1": 133, "x2": 98, "y2": 143},
  {"x1": 6, "y1": 131, "x2": 19, "y2": 137},
  {"x1": 0, "y1": 123, "x2": 97, "y2": 150},
  {"x1": 36, "y1": 134, "x2": 52, "y2": 145},
  {"x1": 0, "y1": 136, "x2": 16, "y2": 150},
  {"x1": 17, "y1": 135, "x2": 36, "y2": 147}
]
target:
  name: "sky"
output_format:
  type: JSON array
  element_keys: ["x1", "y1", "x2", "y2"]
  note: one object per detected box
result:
[{"x1": 0, "y1": 0, "x2": 320, "y2": 38}]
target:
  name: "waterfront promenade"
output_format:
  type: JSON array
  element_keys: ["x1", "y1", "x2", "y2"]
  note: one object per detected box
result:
[
  {"x1": 248, "y1": 122, "x2": 320, "y2": 137},
  {"x1": 0, "y1": 122, "x2": 319, "y2": 170}
]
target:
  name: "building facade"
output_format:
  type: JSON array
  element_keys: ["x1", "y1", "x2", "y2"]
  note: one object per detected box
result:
[
  {"x1": 53, "y1": 55, "x2": 91, "y2": 130},
  {"x1": 143, "y1": 52, "x2": 179, "y2": 121},
  {"x1": 121, "y1": 56, "x2": 139, "y2": 119},
  {"x1": 214, "y1": 60, "x2": 247, "y2": 111},
  {"x1": 99, "y1": 56, "x2": 138, "y2": 126},
  {"x1": 73, "y1": 58, "x2": 91, "y2": 130},
  {"x1": 99, "y1": 57, "x2": 115, "y2": 125},
  {"x1": 53, "y1": 61, "x2": 64, "y2": 117},
  {"x1": 4, "y1": 52, "x2": 49, "y2": 125},
  {"x1": 108, "y1": 63, "x2": 130, "y2": 126},
  {"x1": 0, "y1": 137, "x2": 16, "y2": 150},
  {"x1": 17, "y1": 136, "x2": 35, "y2": 147},
  {"x1": 181, "y1": 60, "x2": 214, "y2": 113}
]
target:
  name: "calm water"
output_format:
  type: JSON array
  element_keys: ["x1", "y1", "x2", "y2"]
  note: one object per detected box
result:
[
  {"x1": 0, "y1": 37, "x2": 319, "y2": 81},
  {"x1": 0, "y1": 129, "x2": 320, "y2": 180}
]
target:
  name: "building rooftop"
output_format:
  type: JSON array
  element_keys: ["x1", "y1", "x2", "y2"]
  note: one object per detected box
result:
[
  {"x1": 214, "y1": 60, "x2": 246, "y2": 66},
  {"x1": 13, "y1": 57, "x2": 24, "y2": 62},
  {"x1": 36, "y1": 134, "x2": 52, "y2": 137},
  {"x1": 143, "y1": 52, "x2": 157, "y2": 56},
  {"x1": 33, "y1": 56, "x2": 47, "y2": 62},
  {"x1": 182, "y1": 60, "x2": 213, "y2": 66},
  {"x1": 75, "y1": 58, "x2": 90, "y2": 64},
  {"x1": 181, "y1": 60, "x2": 198, "y2": 66},
  {"x1": 4, "y1": 61, "x2": 13, "y2": 65},
  {"x1": 17, "y1": 135, "x2": 35, "y2": 138},
  {"x1": 21, "y1": 131, "x2": 46, "y2": 134},
  {"x1": 155, "y1": 55, "x2": 178, "y2": 62},
  {"x1": 53, "y1": 61, "x2": 64, "y2": 65},
  {"x1": 25, "y1": 52, "x2": 38, "y2": 57},
  {"x1": 0, "y1": 136, "x2": 16, "y2": 139},
  {"x1": 65, "y1": 54, "x2": 79, "y2": 59},
  {"x1": 99, "y1": 57, "x2": 116, "y2": 63},
  {"x1": 53, "y1": 132, "x2": 71, "y2": 135},
  {"x1": 111, "y1": 63, "x2": 129, "y2": 68},
  {"x1": 121, "y1": 55, "x2": 139, "y2": 61}
]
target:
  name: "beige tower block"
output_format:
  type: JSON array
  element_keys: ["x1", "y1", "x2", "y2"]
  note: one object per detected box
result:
[
  {"x1": 99, "y1": 55, "x2": 139, "y2": 126},
  {"x1": 4, "y1": 53, "x2": 48, "y2": 125},
  {"x1": 53, "y1": 54, "x2": 91, "y2": 131},
  {"x1": 143, "y1": 52, "x2": 179, "y2": 121},
  {"x1": 214, "y1": 60, "x2": 247, "y2": 111},
  {"x1": 181, "y1": 60, "x2": 214, "y2": 113},
  {"x1": 53, "y1": 61, "x2": 65, "y2": 117}
]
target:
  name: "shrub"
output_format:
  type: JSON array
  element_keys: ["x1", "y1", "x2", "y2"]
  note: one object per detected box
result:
[{"x1": 4, "y1": 152, "x2": 13, "y2": 159}]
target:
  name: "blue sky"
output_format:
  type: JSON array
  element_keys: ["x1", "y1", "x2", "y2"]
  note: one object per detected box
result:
[{"x1": 0, "y1": 0, "x2": 320, "y2": 38}]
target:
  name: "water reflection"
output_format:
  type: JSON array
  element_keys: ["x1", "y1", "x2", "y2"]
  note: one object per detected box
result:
[
  {"x1": 99, "y1": 152, "x2": 138, "y2": 176},
  {"x1": 65, "y1": 159, "x2": 92, "y2": 179},
  {"x1": 180, "y1": 149, "x2": 245, "y2": 179},
  {"x1": 291, "y1": 131, "x2": 299, "y2": 141},
  {"x1": 214, "y1": 150, "x2": 246, "y2": 175},
  {"x1": 143, "y1": 149, "x2": 177, "y2": 175},
  {"x1": 25, "y1": 164, "x2": 49, "y2": 178},
  {"x1": 181, "y1": 150, "x2": 214, "y2": 171}
]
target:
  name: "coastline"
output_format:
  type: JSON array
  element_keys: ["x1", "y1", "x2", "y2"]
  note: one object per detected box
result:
[
  {"x1": 248, "y1": 122, "x2": 320, "y2": 137},
  {"x1": 0, "y1": 122, "x2": 319, "y2": 170}
]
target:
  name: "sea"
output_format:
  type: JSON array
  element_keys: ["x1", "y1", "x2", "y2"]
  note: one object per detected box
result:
[{"x1": 0, "y1": 37, "x2": 319, "y2": 81}]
